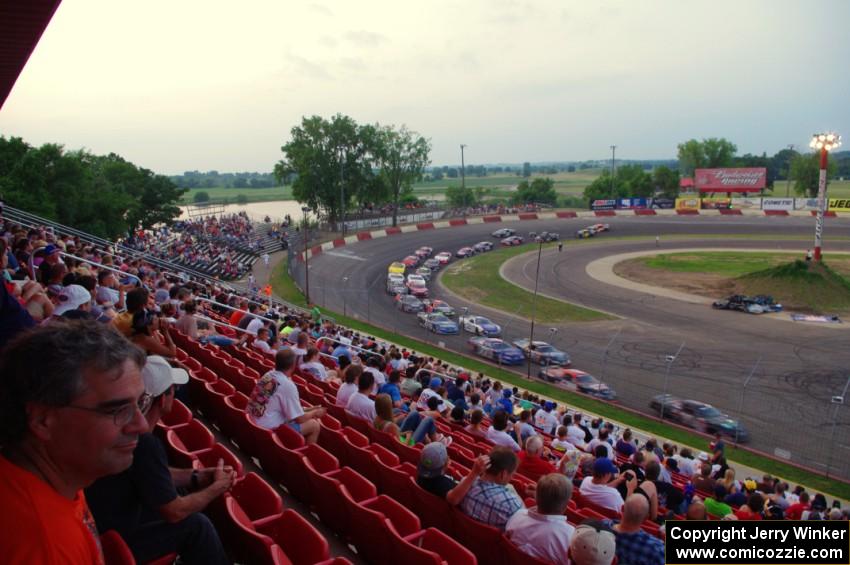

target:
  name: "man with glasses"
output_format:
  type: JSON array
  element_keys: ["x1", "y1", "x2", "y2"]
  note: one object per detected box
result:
[
  {"x1": 0, "y1": 320, "x2": 149, "y2": 563},
  {"x1": 86, "y1": 355, "x2": 233, "y2": 565}
]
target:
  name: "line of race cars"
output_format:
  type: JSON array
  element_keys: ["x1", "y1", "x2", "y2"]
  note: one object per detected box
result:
[
  {"x1": 575, "y1": 223, "x2": 611, "y2": 239},
  {"x1": 712, "y1": 294, "x2": 782, "y2": 315}
]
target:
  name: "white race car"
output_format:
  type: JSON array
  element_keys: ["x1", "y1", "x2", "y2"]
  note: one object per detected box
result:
[{"x1": 458, "y1": 315, "x2": 502, "y2": 336}]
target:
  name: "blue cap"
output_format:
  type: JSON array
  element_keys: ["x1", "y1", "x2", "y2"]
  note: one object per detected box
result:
[
  {"x1": 429, "y1": 377, "x2": 442, "y2": 389},
  {"x1": 544, "y1": 401, "x2": 556, "y2": 411},
  {"x1": 593, "y1": 458, "x2": 618, "y2": 476},
  {"x1": 44, "y1": 244, "x2": 59, "y2": 255},
  {"x1": 503, "y1": 389, "x2": 512, "y2": 398}
]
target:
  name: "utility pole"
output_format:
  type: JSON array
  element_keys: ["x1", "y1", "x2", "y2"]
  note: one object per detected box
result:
[
  {"x1": 526, "y1": 240, "x2": 544, "y2": 380},
  {"x1": 460, "y1": 144, "x2": 467, "y2": 208},
  {"x1": 785, "y1": 144, "x2": 795, "y2": 197},
  {"x1": 339, "y1": 147, "x2": 345, "y2": 237},
  {"x1": 610, "y1": 145, "x2": 617, "y2": 195}
]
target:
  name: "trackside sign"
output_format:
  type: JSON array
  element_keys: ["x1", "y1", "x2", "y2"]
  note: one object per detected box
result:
[
  {"x1": 762, "y1": 198, "x2": 794, "y2": 211},
  {"x1": 695, "y1": 168, "x2": 766, "y2": 193},
  {"x1": 828, "y1": 199, "x2": 850, "y2": 212}
]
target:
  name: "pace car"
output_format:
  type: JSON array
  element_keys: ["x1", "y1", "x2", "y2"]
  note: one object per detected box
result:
[
  {"x1": 417, "y1": 312, "x2": 459, "y2": 334},
  {"x1": 492, "y1": 228, "x2": 516, "y2": 238},
  {"x1": 512, "y1": 339, "x2": 570, "y2": 366},
  {"x1": 456, "y1": 247, "x2": 475, "y2": 258},
  {"x1": 422, "y1": 299, "x2": 455, "y2": 317},
  {"x1": 395, "y1": 294, "x2": 424, "y2": 313},
  {"x1": 501, "y1": 236, "x2": 524, "y2": 246},
  {"x1": 468, "y1": 337, "x2": 525, "y2": 365},
  {"x1": 458, "y1": 315, "x2": 501, "y2": 336},
  {"x1": 538, "y1": 368, "x2": 617, "y2": 400},
  {"x1": 650, "y1": 395, "x2": 749, "y2": 442}
]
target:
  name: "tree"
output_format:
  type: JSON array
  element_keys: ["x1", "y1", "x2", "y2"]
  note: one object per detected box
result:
[
  {"x1": 582, "y1": 164, "x2": 652, "y2": 201},
  {"x1": 522, "y1": 162, "x2": 531, "y2": 178},
  {"x1": 567, "y1": 165, "x2": 576, "y2": 173},
  {"x1": 652, "y1": 165, "x2": 680, "y2": 199},
  {"x1": 193, "y1": 191, "x2": 210, "y2": 203},
  {"x1": 275, "y1": 114, "x2": 382, "y2": 227},
  {"x1": 771, "y1": 147, "x2": 799, "y2": 181},
  {"x1": 790, "y1": 152, "x2": 838, "y2": 197},
  {"x1": 445, "y1": 184, "x2": 478, "y2": 208},
  {"x1": 677, "y1": 137, "x2": 737, "y2": 176},
  {"x1": 513, "y1": 178, "x2": 557, "y2": 205},
  {"x1": 236, "y1": 194, "x2": 248, "y2": 205},
  {"x1": 374, "y1": 125, "x2": 431, "y2": 226},
  {"x1": 431, "y1": 169, "x2": 443, "y2": 181}
]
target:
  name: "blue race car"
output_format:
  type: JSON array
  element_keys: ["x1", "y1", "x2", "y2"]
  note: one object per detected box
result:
[
  {"x1": 417, "y1": 312, "x2": 459, "y2": 334},
  {"x1": 468, "y1": 337, "x2": 525, "y2": 365},
  {"x1": 459, "y1": 315, "x2": 502, "y2": 336}
]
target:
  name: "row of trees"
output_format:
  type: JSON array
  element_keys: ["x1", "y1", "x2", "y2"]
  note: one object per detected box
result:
[
  {"x1": 583, "y1": 165, "x2": 680, "y2": 201},
  {"x1": 274, "y1": 114, "x2": 431, "y2": 227},
  {"x1": 170, "y1": 170, "x2": 279, "y2": 189},
  {"x1": 0, "y1": 137, "x2": 185, "y2": 239}
]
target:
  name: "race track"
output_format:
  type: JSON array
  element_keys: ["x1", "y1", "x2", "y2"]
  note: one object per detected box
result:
[{"x1": 303, "y1": 215, "x2": 850, "y2": 479}]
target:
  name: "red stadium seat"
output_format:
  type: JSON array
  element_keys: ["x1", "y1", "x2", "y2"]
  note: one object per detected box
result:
[
  {"x1": 165, "y1": 420, "x2": 215, "y2": 467},
  {"x1": 346, "y1": 412, "x2": 372, "y2": 437},
  {"x1": 226, "y1": 501, "x2": 329, "y2": 565},
  {"x1": 159, "y1": 398, "x2": 193, "y2": 429},
  {"x1": 389, "y1": 527, "x2": 478, "y2": 565},
  {"x1": 202, "y1": 379, "x2": 235, "y2": 423},
  {"x1": 219, "y1": 392, "x2": 250, "y2": 447},
  {"x1": 347, "y1": 494, "x2": 421, "y2": 563},
  {"x1": 229, "y1": 472, "x2": 284, "y2": 524},
  {"x1": 393, "y1": 439, "x2": 424, "y2": 467},
  {"x1": 378, "y1": 461, "x2": 418, "y2": 510},
  {"x1": 502, "y1": 533, "x2": 554, "y2": 565},
  {"x1": 191, "y1": 442, "x2": 245, "y2": 478},
  {"x1": 452, "y1": 509, "x2": 505, "y2": 565},
  {"x1": 316, "y1": 425, "x2": 350, "y2": 466},
  {"x1": 315, "y1": 466, "x2": 378, "y2": 540},
  {"x1": 411, "y1": 482, "x2": 454, "y2": 533}
]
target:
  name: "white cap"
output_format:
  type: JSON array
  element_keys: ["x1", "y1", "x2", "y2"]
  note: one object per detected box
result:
[
  {"x1": 54, "y1": 285, "x2": 92, "y2": 316},
  {"x1": 142, "y1": 355, "x2": 189, "y2": 396}
]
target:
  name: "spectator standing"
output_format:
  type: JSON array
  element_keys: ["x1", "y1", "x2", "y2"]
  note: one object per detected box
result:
[
  {"x1": 534, "y1": 401, "x2": 559, "y2": 435},
  {"x1": 0, "y1": 321, "x2": 148, "y2": 562},
  {"x1": 506, "y1": 473, "x2": 575, "y2": 565}
]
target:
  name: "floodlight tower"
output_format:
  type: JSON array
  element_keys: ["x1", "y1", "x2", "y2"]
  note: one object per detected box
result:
[{"x1": 810, "y1": 132, "x2": 842, "y2": 261}]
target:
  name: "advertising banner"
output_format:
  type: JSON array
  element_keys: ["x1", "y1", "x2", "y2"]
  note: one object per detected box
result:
[
  {"x1": 794, "y1": 198, "x2": 818, "y2": 211},
  {"x1": 616, "y1": 197, "x2": 648, "y2": 209},
  {"x1": 590, "y1": 199, "x2": 617, "y2": 210},
  {"x1": 829, "y1": 198, "x2": 850, "y2": 212},
  {"x1": 649, "y1": 198, "x2": 675, "y2": 209},
  {"x1": 675, "y1": 197, "x2": 701, "y2": 211},
  {"x1": 701, "y1": 198, "x2": 732, "y2": 210},
  {"x1": 695, "y1": 168, "x2": 766, "y2": 192},
  {"x1": 731, "y1": 197, "x2": 762, "y2": 209},
  {"x1": 762, "y1": 198, "x2": 794, "y2": 211}
]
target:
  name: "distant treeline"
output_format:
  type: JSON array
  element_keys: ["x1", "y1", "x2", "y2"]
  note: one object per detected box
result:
[
  {"x1": 424, "y1": 160, "x2": 679, "y2": 180},
  {"x1": 170, "y1": 171, "x2": 279, "y2": 189}
]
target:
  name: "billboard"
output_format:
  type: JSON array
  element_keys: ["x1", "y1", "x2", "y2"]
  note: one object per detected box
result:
[
  {"x1": 731, "y1": 197, "x2": 762, "y2": 209},
  {"x1": 649, "y1": 197, "x2": 675, "y2": 209},
  {"x1": 590, "y1": 199, "x2": 617, "y2": 210},
  {"x1": 762, "y1": 198, "x2": 794, "y2": 211},
  {"x1": 795, "y1": 198, "x2": 818, "y2": 211},
  {"x1": 701, "y1": 198, "x2": 732, "y2": 209},
  {"x1": 675, "y1": 197, "x2": 701, "y2": 211},
  {"x1": 695, "y1": 168, "x2": 766, "y2": 193},
  {"x1": 829, "y1": 198, "x2": 850, "y2": 212},
  {"x1": 617, "y1": 197, "x2": 649, "y2": 209}
]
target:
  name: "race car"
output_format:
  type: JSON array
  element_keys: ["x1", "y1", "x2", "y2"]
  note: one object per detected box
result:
[
  {"x1": 415, "y1": 266, "x2": 432, "y2": 281},
  {"x1": 512, "y1": 339, "x2": 570, "y2": 366},
  {"x1": 456, "y1": 247, "x2": 475, "y2": 258},
  {"x1": 401, "y1": 255, "x2": 420, "y2": 268},
  {"x1": 423, "y1": 258, "x2": 441, "y2": 270},
  {"x1": 406, "y1": 274, "x2": 427, "y2": 286},
  {"x1": 591, "y1": 223, "x2": 610, "y2": 233},
  {"x1": 458, "y1": 314, "x2": 501, "y2": 336},
  {"x1": 751, "y1": 295, "x2": 783, "y2": 312},
  {"x1": 650, "y1": 394, "x2": 749, "y2": 442},
  {"x1": 575, "y1": 228, "x2": 593, "y2": 239},
  {"x1": 538, "y1": 368, "x2": 616, "y2": 400},
  {"x1": 501, "y1": 236, "x2": 524, "y2": 246},
  {"x1": 422, "y1": 299, "x2": 455, "y2": 317},
  {"x1": 473, "y1": 241, "x2": 494, "y2": 252},
  {"x1": 533, "y1": 231, "x2": 560, "y2": 243},
  {"x1": 406, "y1": 275, "x2": 429, "y2": 298},
  {"x1": 712, "y1": 295, "x2": 766, "y2": 314},
  {"x1": 414, "y1": 246, "x2": 434, "y2": 258},
  {"x1": 386, "y1": 273, "x2": 406, "y2": 294},
  {"x1": 395, "y1": 294, "x2": 424, "y2": 313},
  {"x1": 417, "y1": 312, "x2": 459, "y2": 334},
  {"x1": 435, "y1": 252, "x2": 452, "y2": 265},
  {"x1": 468, "y1": 337, "x2": 525, "y2": 365},
  {"x1": 388, "y1": 262, "x2": 406, "y2": 274},
  {"x1": 491, "y1": 228, "x2": 516, "y2": 238}
]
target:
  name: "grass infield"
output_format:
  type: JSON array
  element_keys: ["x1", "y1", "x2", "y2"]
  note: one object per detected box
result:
[{"x1": 271, "y1": 247, "x2": 850, "y2": 499}]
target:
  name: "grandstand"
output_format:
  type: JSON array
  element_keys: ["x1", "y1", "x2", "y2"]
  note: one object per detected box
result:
[{"x1": 3, "y1": 202, "x2": 845, "y2": 565}]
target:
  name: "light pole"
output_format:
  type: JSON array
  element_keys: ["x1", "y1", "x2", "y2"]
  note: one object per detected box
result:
[
  {"x1": 784, "y1": 144, "x2": 795, "y2": 197},
  {"x1": 826, "y1": 376, "x2": 850, "y2": 478},
  {"x1": 810, "y1": 132, "x2": 841, "y2": 262},
  {"x1": 460, "y1": 144, "x2": 467, "y2": 209},
  {"x1": 527, "y1": 240, "x2": 544, "y2": 380},
  {"x1": 610, "y1": 145, "x2": 617, "y2": 194},
  {"x1": 659, "y1": 342, "x2": 685, "y2": 421},
  {"x1": 301, "y1": 206, "x2": 310, "y2": 304},
  {"x1": 338, "y1": 147, "x2": 345, "y2": 238},
  {"x1": 342, "y1": 276, "x2": 349, "y2": 317}
]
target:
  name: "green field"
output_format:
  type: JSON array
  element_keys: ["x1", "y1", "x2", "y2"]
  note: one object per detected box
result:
[
  {"x1": 441, "y1": 244, "x2": 614, "y2": 323},
  {"x1": 269, "y1": 257, "x2": 850, "y2": 500},
  {"x1": 642, "y1": 251, "x2": 850, "y2": 279},
  {"x1": 179, "y1": 185, "x2": 293, "y2": 204}
]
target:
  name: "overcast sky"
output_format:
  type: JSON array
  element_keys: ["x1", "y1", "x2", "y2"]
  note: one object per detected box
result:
[{"x1": 1, "y1": 0, "x2": 848, "y2": 174}]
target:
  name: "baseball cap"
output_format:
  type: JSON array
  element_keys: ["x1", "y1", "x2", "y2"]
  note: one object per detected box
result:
[
  {"x1": 503, "y1": 389, "x2": 512, "y2": 398},
  {"x1": 743, "y1": 479, "x2": 757, "y2": 492},
  {"x1": 53, "y1": 285, "x2": 92, "y2": 316},
  {"x1": 570, "y1": 520, "x2": 616, "y2": 565},
  {"x1": 417, "y1": 442, "x2": 448, "y2": 479},
  {"x1": 544, "y1": 401, "x2": 556, "y2": 411},
  {"x1": 142, "y1": 355, "x2": 189, "y2": 397},
  {"x1": 698, "y1": 452, "x2": 710, "y2": 462},
  {"x1": 43, "y1": 244, "x2": 59, "y2": 256},
  {"x1": 592, "y1": 457, "x2": 618, "y2": 476},
  {"x1": 429, "y1": 377, "x2": 442, "y2": 389}
]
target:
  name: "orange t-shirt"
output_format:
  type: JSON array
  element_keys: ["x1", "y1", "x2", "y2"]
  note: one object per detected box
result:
[
  {"x1": 0, "y1": 455, "x2": 104, "y2": 564},
  {"x1": 229, "y1": 309, "x2": 246, "y2": 326}
]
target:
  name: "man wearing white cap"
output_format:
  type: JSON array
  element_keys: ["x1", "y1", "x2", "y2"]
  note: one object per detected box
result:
[
  {"x1": 86, "y1": 356, "x2": 232, "y2": 565},
  {"x1": 53, "y1": 284, "x2": 92, "y2": 318}
]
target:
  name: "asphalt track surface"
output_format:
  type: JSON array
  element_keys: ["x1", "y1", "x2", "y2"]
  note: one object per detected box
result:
[{"x1": 305, "y1": 215, "x2": 850, "y2": 479}]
